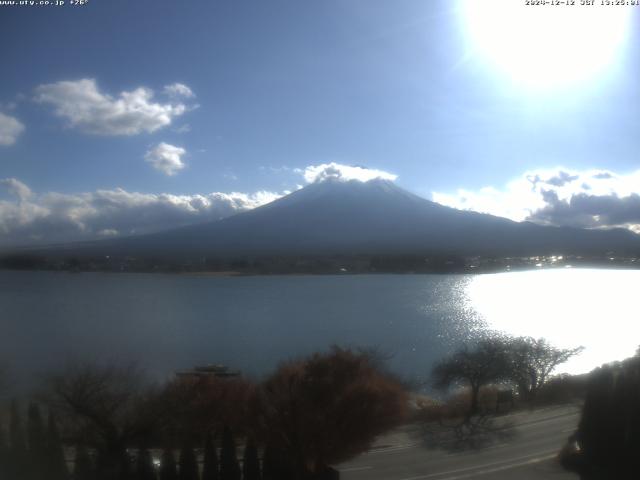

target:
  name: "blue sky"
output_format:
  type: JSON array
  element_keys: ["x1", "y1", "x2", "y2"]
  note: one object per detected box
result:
[{"x1": 1, "y1": 0, "x2": 639, "y2": 244}]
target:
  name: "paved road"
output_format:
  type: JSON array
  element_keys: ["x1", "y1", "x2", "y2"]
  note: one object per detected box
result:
[{"x1": 338, "y1": 405, "x2": 581, "y2": 480}]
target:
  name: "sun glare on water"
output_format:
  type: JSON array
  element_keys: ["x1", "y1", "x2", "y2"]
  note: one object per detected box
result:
[
  {"x1": 466, "y1": 269, "x2": 640, "y2": 375},
  {"x1": 459, "y1": 0, "x2": 632, "y2": 89}
]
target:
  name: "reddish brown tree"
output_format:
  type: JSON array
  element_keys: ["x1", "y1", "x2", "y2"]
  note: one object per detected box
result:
[
  {"x1": 158, "y1": 375, "x2": 257, "y2": 441},
  {"x1": 256, "y1": 346, "x2": 408, "y2": 477}
]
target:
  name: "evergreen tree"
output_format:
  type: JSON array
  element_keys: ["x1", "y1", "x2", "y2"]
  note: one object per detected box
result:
[
  {"x1": 178, "y1": 443, "x2": 198, "y2": 480},
  {"x1": 261, "y1": 446, "x2": 275, "y2": 480},
  {"x1": 28, "y1": 402, "x2": 47, "y2": 478},
  {"x1": 0, "y1": 421, "x2": 9, "y2": 480},
  {"x1": 136, "y1": 447, "x2": 156, "y2": 480},
  {"x1": 10, "y1": 400, "x2": 27, "y2": 478},
  {"x1": 562, "y1": 356, "x2": 640, "y2": 478},
  {"x1": 261, "y1": 446, "x2": 291, "y2": 480},
  {"x1": 74, "y1": 445, "x2": 95, "y2": 480},
  {"x1": 119, "y1": 450, "x2": 134, "y2": 480},
  {"x1": 95, "y1": 443, "x2": 131, "y2": 480},
  {"x1": 47, "y1": 411, "x2": 69, "y2": 480},
  {"x1": 219, "y1": 427, "x2": 240, "y2": 480},
  {"x1": 159, "y1": 448, "x2": 178, "y2": 480},
  {"x1": 95, "y1": 448, "x2": 112, "y2": 480},
  {"x1": 242, "y1": 439, "x2": 260, "y2": 480},
  {"x1": 201, "y1": 433, "x2": 219, "y2": 480}
]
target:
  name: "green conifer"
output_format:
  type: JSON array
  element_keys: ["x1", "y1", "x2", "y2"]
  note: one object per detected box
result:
[
  {"x1": 47, "y1": 411, "x2": 69, "y2": 480},
  {"x1": 0, "y1": 421, "x2": 9, "y2": 480},
  {"x1": 178, "y1": 442, "x2": 198, "y2": 480},
  {"x1": 136, "y1": 447, "x2": 156, "y2": 480},
  {"x1": 28, "y1": 402, "x2": 47, "y2": 478},
  {"x1": 219, "y1": 427, "x2": 240, "y2": 480},
  {"x1": 74, "y1": 445, "x2": 94, "y2": 480},
  {"x1": 159, "y1": 448, "x2": 178, "y2": 480},
  {"x1": 242, "y1": 439, "x2": 260, "y2": 480},
  {"x1": 201, "y1": 433, "x2": 219, "y2": 480},
  {"x1": 10, "y1": 400, "x2": 27, "y2": 478}
]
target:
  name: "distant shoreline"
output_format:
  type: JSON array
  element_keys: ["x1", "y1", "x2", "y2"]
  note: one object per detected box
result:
[{"x1": 2, "y1": 262, "x2": 640, "y2": 277}]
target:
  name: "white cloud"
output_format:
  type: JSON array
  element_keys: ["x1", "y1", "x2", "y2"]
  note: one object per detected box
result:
[
  {"x1": 0, "y1": 161, "x2": 399, "y2": 245},
  {"x1": 35, "y1": 79, "x2": 193, "y2": 136},
  {"x1": 432, "y1": 167, "x2": 640, "y2": 232},
  {"x1": 0, "y1": 178, "x2": 31, "y2": 201},
  {"x1": 0, "y1": 112, "x2": 25, "y2": 146},
  {"x1": 0, "y1": 179, "x2": 283, "y2": 246},
  {"x1": 300, "y1": 162, "x2": 398, "y2": 184},
  {"x1": 145, "y1": 142, "x2": 187, "y2": 176},
  {"x1": 163, "y1": 83, "x2": 195, "y2": 99}
]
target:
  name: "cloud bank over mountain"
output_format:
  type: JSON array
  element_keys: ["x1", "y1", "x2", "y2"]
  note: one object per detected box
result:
[
  {"x1": 433, "y1": 168, "x2": 640, "y2": 233},
  {"x1": 0, "y1": 180, "x2": 281, "y2": 246},
  {"x1": 2, "y1": 163, "x2": 638, "y2": 247},
  {"x1": 0, "y1": 162, "x2": 395, "y2": 245},
  {"x1": 298, "y1": 162, "x2": 398, "y2": 183}
]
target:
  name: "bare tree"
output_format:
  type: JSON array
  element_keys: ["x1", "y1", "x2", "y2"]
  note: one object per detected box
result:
[
  {"x1": 256, "y1": 346, "x2": 408, "y2": 478},
  {"x1": 506, "y1": 337, "x2": 583, "y2": 403},
  {"x1": 44, "y1": 363, "x2": 158, "y2": 477},
  {"x1": 431, "y1": 338, "x2": 511, "y2": 419}
]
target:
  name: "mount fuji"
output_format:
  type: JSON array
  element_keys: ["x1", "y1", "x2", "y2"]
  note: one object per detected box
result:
[{"x1": 83, "y1": 178, "x2": 640, "y2": 258}]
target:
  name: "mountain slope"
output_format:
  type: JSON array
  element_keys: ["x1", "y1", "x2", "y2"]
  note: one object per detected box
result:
[{"x1": 92, "y1": 179, "x2": 640, "y2": 257}]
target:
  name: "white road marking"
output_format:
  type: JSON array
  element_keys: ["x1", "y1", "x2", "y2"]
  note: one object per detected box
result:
[
  {"x1": 367, "y1": 442, "x2": 421, "y2": 454},
  {"x1": 339, "y1": 465, "x2": 373, "y2": 472},
  {"x1": 397, "y1": 449, "x2": 558, "y2": 480},
  {"x1": 444, "y1": 442, "x2": 510, "y2": 457},
  {"x1": 433, "y1": 453, "x2": 556, "y2": 480}
]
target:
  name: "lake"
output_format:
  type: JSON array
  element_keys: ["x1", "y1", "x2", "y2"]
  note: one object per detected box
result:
[{"x1": 1, "y1": 268, "x2": 637, "y2": 389}]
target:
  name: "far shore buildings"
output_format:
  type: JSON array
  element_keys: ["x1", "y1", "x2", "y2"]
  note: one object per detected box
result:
[{"x1": 175, "y1": 364, "x2": 241, "y2": 381}]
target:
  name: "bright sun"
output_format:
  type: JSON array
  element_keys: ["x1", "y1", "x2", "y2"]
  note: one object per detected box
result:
[{"x1": 460, "y1": 0, "x2": 632, "y2": 89}]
